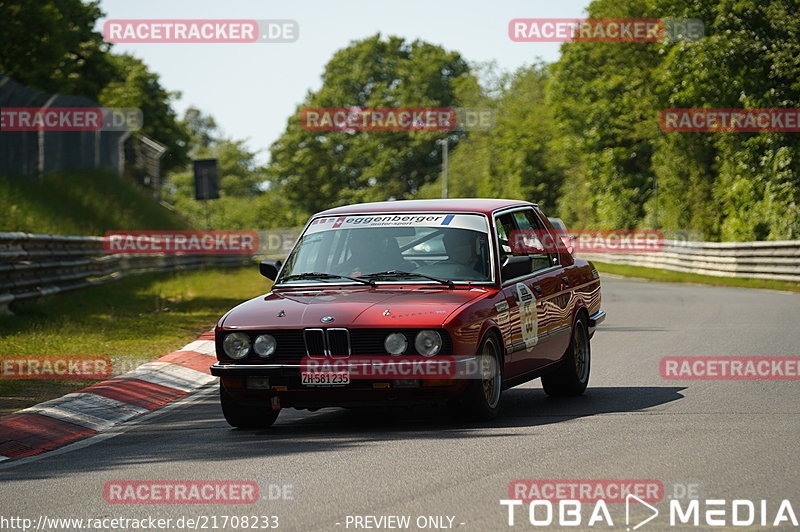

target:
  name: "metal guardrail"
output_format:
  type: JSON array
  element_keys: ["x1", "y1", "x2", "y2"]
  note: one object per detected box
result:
[
  {"x1": 0, "y1": 232, "x2": 253, "y2": 312},
  {"x1": 4, "y1": 231, "x2": 795, "y2": 313},
  {"x1": 582, "y1": 239, "x2": 800, "y2": 283}
]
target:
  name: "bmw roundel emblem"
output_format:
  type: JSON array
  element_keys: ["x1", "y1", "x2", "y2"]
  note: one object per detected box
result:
[{"x1": 321, "y1": 316, "x2": 335, "y2": 323}]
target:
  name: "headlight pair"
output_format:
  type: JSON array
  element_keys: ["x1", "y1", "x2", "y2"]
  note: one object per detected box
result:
[
  {"x1": 223, "y1": 332, "x2": 276, "y2": 359},
  {"x1": 384, "y1": 330, "x2": 442, "y2": 356}
]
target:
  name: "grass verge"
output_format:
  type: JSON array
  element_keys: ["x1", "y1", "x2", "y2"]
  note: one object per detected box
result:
[
  {"x1": 0, "y1": 266, "x2": 269, "y2": 416},
  {"x1": 0, "y1": 170, "x2": 192, "y2": 234},
  {"x1": 593, "y1": 261, "x2": 800, "y2": 293}
]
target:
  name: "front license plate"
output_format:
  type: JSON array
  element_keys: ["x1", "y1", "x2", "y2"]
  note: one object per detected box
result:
[{"x1": 301, "y1": 372, "x2": 350, "y2": 386}]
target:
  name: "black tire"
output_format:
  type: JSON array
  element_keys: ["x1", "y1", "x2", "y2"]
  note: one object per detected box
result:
[
  {"x1": 450, "y1": 333, "x2": 503, "y2": 420},
  {"x1": 220, "y1": 383, "x2": 280, "y2": 429},
  {"x1": 541, "y1": 314, "x2": 590, "y2": 396}
]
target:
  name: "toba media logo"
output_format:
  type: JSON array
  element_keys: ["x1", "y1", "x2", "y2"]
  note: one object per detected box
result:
[{"x1": 501, "y1": 480, "x2": 798, "y2": 529}]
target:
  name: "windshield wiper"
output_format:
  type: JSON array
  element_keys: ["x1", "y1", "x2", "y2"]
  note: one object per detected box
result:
[
  {"x1": 281, "y1": 272, "x2": 375, "y2": 286},
  {"x1": 360, "y1": 270, "x2": 455, "y2": 288}
]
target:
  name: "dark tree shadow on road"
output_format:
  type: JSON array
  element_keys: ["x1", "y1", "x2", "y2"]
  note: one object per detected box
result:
[{"x1": 0, "y1": 385, "x2": 686, "y2": 480}]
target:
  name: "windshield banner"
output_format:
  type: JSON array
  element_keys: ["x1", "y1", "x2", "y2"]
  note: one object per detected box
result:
[{"x1": 305, "y1": 214, "x2": 488, "y2": 234}]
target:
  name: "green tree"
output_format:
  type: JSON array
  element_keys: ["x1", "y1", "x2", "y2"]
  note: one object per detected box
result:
[
  {"x1": 546, "y1": 0, "x2": 799, "y2": 239},
  {"x1": 417, "y1": 61, "x2": 502, "y2": 199},
  {"x1": 267, "y1": 34, "x2": 471, "y2": 217},
  {"x1": 99, "y1": 54, "x2": 191, "y2": 173},
  {"x1": 181, "y1": 107, "x2": 219, "y2": 157},
  {"x1": 428, "y1": 62, "x2": 566, "y2": 212},
  {"x1": 653, "y1": 0, "x2": 800, "y2": 240},
  {"x1": 164, "y1": 113, "x2": 290, "y2": 230},
  {"x1": 0, "y1": 0, "x2": 114, "y2": 99},
  {"x1": 549, "y1": 0, "x2": 663, "y2": 230}
]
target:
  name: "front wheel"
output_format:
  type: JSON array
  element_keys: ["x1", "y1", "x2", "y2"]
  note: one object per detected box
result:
[
  {"x1": 450, "y1": 333, "x2": 503, "y2": 420},
  {"x1": 541, "y1": 315, "x2": 591, "y2": 396},
  {"x1": 220, "y1": 383, "x2": 280, "y2": 429}
]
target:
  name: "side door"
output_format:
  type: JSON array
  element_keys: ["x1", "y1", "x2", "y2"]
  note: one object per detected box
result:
[
  {"x1": 494, "y1": 209, "x2": 560, "y2": 377},
  {"x1": 523, "y1": 208, "x2": 572, "y2": 364}
]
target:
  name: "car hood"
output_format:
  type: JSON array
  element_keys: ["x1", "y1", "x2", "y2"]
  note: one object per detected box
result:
[{"x1": 220, "y1": 286, "x2": 489, "y2": 329}]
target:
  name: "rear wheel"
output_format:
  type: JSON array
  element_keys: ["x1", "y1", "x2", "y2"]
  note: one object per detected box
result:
[
  {"x1": 220, "y1": 383, "x2": 280, "y2": 428},
  {"x1": 541, "y1": 315, "x2": 590, "y2": 396},
  {"x1": 450, "y1": 333, "x2": 503, "y2": 420}
]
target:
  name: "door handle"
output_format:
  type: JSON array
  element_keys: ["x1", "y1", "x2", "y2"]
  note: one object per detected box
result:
[
  {"x1": 533, "y1": 285, "x2": 542, "y2": 293},
  {"x1": 561, "y1": 276, "x2": 569, "y2": 285}
]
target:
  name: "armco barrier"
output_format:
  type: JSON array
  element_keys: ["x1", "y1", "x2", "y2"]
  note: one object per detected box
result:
[
  {"x1": 0, "y1": 232, "x2": 253, "y2": 312},
  {"x1": 5, "y1": 232, "x2": 795, "y2": 312},
  {"x1": 581, "y1": 239, "x2": 800, "y2": 283}
]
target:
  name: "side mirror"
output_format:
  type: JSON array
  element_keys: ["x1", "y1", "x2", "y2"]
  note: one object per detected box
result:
[
  {"x1": 259, "y1": 259, "x2": 282, "y2": 281},
  {"x1": 501, "y1": 255, "x2": 533, "y2": 281}
]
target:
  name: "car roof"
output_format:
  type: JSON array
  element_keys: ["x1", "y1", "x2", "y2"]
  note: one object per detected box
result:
[{"x1": 315, "y1": 198, "x2": 536, "y2": 216}]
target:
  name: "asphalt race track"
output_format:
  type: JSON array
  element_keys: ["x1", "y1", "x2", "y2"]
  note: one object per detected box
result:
[{"x1": 1, "y1": 276, "x2": 798, "y2": 531}]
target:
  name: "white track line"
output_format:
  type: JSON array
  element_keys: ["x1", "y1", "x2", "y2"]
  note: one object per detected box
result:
[
  {"x1": 18, "y1": 393, "x2": 148, "y2": 431},
  {"x1": 125, "y1": 362, "x2": 217, "y2": 391},
  {"x1": 0, "y1": 383, "x2": 218, "y2": 470},
  {"x1": 181, "y1": 340, "x2": 216, "y2": 356},
  {"x1": 0, "y1": 333, "x2": 220, "y2": 464}
]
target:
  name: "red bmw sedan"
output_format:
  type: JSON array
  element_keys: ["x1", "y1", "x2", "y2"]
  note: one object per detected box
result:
[{"x1": 211, "y1": 199, "x2": 605, "y2": 427}]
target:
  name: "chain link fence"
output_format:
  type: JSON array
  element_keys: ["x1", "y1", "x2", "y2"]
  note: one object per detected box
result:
[{"x1": 0, "y1": 75, "x2": 129, "y2": 177}]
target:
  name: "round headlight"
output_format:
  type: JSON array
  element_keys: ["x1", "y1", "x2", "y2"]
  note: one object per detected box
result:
[
  {"x1": 223, "y1": 332, "x2": 251, "y2": 359},
  {"x1": 254, "y1": 334, "x2": 277, "y2": 358},
  {"x1": 415, "y1": 330, "x2": 442, "y2": 356},
  {"x1": 384, "y1": 332, "x2": 408, "y2": 355}
]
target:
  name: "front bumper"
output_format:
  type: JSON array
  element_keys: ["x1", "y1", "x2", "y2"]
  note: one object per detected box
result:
[{"x1": 210, "y1": 359, "x2": 474, "y2": 408}]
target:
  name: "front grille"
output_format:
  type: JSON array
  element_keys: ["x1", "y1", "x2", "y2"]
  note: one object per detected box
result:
[
  {"x1": 327, "y1": 328, "x2": 350, "y2": 357},
  {"x1": 303, "y1": 329, "x2": 326, "y2": 357},
  {"x1": 270, "y1": 330, "x2": 305, "y2": 356},
  {"x1": 303, "y1": 328, "x2": 350, "y2": 357},
  {"x1": 219, "y1": 328, "x2": 450, "y2": 360}
]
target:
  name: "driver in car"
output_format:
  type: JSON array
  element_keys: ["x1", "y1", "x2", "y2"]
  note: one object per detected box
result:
[
  {"x1": 438, "y1": 229, "x2": 486, "y2": 278},
  {"x1": 338, "y1": 238, "x2": 378, "y2": 276},
  {"x1": 338, "y1": 234, "x2": 411, "y2": 276}
]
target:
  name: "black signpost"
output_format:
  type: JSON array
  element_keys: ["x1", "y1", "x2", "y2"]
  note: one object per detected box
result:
[{"x1": 193, "y1": 159, "x2": 219, "y2": 229}]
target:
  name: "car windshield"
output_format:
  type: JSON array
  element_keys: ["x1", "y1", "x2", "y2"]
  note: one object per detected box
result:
[{"x1": 278, "y1": 213, "x2": 491, "y2": 284}]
